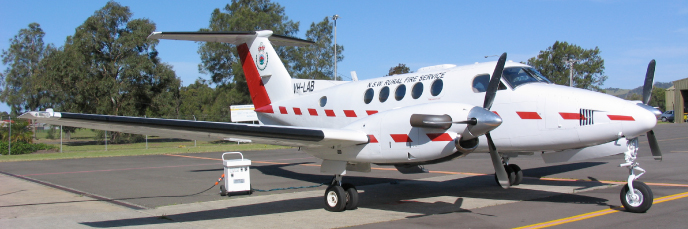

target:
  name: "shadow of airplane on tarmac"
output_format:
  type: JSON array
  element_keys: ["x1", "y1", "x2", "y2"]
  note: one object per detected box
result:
[{"x1": 80, "y1": 161, "x2": 613, "y2": 228}]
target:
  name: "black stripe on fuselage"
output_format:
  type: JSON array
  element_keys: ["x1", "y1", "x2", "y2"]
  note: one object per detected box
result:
[{"x1": 59, "y1": 113, "x2": 325, "y2": 141}]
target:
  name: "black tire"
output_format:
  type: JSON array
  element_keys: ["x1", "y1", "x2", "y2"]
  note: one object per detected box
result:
[
  {"x1": 342, "y1": 183, "x2": 359, "y2": 210},
  {"x1": 509, "y1": 164, "x2": 523, "y2": 186},
  {"x1": 324, "y1": 185, "x2": 347, "y2": 212},
  {"x1": 220, "y1": 185, "x2": 227, "y2": 196},
  {"x1": 494, "y1": 165, "x2": 516, "y2": 186},
  {"x1": 620, "y1": 181, "x2": 653, "y2": 213},
  {"x1": 661, "y1": 117, "x2": 667, "y2": 122}
]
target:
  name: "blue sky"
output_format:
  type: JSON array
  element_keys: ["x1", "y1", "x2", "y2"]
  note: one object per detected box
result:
[{"x1": 1, "y1": 0, "x2": 687, "y2": 113}]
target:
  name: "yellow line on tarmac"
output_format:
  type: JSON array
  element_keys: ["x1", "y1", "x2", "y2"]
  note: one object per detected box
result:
[{"x1": 513, "y1": 191, "x2": 688, "y2": 229}]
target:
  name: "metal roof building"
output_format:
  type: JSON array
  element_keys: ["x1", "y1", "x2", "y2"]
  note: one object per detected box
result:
[{"x1": 666, "y1": 78, "x2": 688, "y2": 123}]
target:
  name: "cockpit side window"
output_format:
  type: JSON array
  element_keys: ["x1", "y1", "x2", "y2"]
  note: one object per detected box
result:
[
  {"x1": 472, "y1": 74, "x2": 508, "y2": 93},
  {"x1": 502, "y1": 67, "x2": 553, "y2": 88}
]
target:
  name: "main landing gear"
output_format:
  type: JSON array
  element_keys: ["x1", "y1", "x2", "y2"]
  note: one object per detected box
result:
[
  {"x1": 619, "y1": 138, "x2": 653, "y2": 213},
  {"x1": 324, "y1": 175, "x2": 359, "y2": 212},
  {"x1": 494, "y1": 156, "x2": 523, "y2": 186}
]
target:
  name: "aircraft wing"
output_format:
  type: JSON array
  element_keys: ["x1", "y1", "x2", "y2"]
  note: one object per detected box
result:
[{"x1": 19, "y1": 111, "x2": 369, "y2": 148}]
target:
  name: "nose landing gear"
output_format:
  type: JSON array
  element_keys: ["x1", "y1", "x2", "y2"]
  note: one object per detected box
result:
[
  {"x1": 619, "y1": 138, "x2": 653, "y2": 213},
  {"x1": 323, "y1": 175, "x2": 359, "y2": 212}
]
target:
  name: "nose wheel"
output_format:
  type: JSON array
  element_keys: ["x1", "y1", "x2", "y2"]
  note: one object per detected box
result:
[
  {"x1": 323, "y1": 175, "x2": 359, "y2": 212},
  {"x1": 619, "y1": 137, "x2": 653, "y2": 213}
]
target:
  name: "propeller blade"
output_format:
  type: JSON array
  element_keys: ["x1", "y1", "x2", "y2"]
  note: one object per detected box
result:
[
  {"x1": 483, "y1": 53, "x2": 507, "y2": 110},
  {"x1": 647, "y1": 130, "x2": 662, "y2": 161},
  {"x1": 642, "y1": 59, "x2": 656, "y2": 105},
  {"x1": 487, "y1": 132, "x2": 510, "y2": 188}
]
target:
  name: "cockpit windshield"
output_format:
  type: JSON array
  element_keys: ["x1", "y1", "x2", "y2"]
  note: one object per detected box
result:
[{"x1": 502, "y1": 67, "x2": 552, "y2": 88}]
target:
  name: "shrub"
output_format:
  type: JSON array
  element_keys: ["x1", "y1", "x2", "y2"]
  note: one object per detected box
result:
[{"x1": 0, "y1": 141, "x2": 57, "y2": 155}]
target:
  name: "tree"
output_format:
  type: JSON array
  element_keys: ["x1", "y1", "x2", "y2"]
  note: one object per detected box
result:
[
  {"x1": 527, "y1": 41, "x2": 607, "y2": 91},
  {"x1": 625, "y1": 93, "x2": 642, "y2": 101},
  {"x1": 39, "y1": 1, "x2": 180, "y2": 143},
  {"x1": 198, "y1": 0, "x2": 299, "y2": 104},
  {"x1": 291, "y1": 17, "x2": 343, "y2": 80},
  {"x1": 648, "y1": 87, "x2": 666, "y2": 110},
  {"x1": 0, "y1": 23, "x2": 52, "y2": 116},
  {"x1": 387, "y1": 63, "x2": 411, "y2": 76}
]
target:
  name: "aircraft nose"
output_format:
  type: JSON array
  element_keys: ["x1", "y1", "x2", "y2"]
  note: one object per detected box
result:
[{"x1": 621, "y1": 103, "x2": 657, "y2": 138}]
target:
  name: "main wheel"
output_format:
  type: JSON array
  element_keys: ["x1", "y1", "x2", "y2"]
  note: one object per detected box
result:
[
  {"x1": 620, "y1": 181, "x2": 653, "y2": 213},
  {"x1": 342, "y1": 183, "x2": 359, "y2": 210},
  {"x1": 494, "y1": 165, "x2": 516, "y2": 186},
  {"x1": 509, "y1": 164, "x2": 523, "y2": 185},
  {"x1": 324, "y1": 185, "x2": 347, "y2": 212}
]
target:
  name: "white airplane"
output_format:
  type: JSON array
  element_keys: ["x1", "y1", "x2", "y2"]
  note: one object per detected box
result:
[{"x1": 20, "y1": 30, "x2": 663, "y2": 213}]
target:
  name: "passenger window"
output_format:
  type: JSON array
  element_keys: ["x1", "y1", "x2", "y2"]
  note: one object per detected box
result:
[
  {"x1": 412, "y1": 82, "x2": 423, "y2": 99},
  {"x1": 431, "y1": 79, "x2": 443, "y2": 96},
  {"x1": 472, "y1": 74, "x2": 507, "y2": 93},
  {"x1": 364, "y1": 88, "x2": 374, "y2": 104},
  {"x1": 379, "y1": 86, "x2": 390, "y2": 102},
  {"x1": 395, "y1": 84, "x2": 406, "y2": 101},
  {"x1": 319, "y1": 96, "x2": 327, "y2": 107}
]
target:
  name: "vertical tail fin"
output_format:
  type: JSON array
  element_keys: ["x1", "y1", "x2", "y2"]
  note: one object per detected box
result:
[{"x1": 148, "y1": 30, "x2": 313, "y2": 109}]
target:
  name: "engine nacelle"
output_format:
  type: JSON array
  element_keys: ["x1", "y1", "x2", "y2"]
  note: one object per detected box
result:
[{"x1": 455, "y1": 137, "x2": 479, "y2": 154}]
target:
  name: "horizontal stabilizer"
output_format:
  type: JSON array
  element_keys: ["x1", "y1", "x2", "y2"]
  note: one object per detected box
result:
[
  {"x1": 19, "y1": 111, "x2": 367, "y2": 148},
  {"x1": 148, "y1": 31, "x2": 314, "y2": 47}
]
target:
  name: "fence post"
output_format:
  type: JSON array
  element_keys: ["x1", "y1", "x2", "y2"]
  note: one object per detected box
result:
[
  {"x1": 8, "y1": 116, "x2": 11, "y2": 155},
  {"x1": 60, "y1": 125, "x2": 63, "y2": 153},
  {"x1": 193, "y1": 115, "x2": 197, "y2": 147},
  {"x1": 145, "y1": 115, "x2": 148, "y2": 149},
  {"x1": 105, "y1": 130, "x2": 108, "y2": 151}
]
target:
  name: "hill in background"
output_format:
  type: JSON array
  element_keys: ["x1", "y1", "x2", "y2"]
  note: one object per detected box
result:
[{"x1": 605, "y1": 82, "x2": 673, "y2": 99}]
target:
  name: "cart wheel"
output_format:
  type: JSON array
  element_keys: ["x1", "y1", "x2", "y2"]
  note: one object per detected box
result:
[{"x1": 220, "y1": 185, "x2": 227, "y2": 196}]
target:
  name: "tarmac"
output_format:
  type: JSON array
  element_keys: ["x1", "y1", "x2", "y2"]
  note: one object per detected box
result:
[{"x1": 1, "y1": 123, "x2": 687, "y2": 228}]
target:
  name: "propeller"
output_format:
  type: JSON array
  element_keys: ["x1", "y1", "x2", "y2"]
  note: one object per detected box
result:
[
  {"x1": 640, "y1": 60, "x2": 663, "y2": 161},
  {"x1": 484, "y1": 53, "x2": 511, "y2": 188}
]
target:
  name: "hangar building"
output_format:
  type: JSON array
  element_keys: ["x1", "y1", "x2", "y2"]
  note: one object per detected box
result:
[{"x1": 665, "y1": 77, "x2": 688, "y2": 123}]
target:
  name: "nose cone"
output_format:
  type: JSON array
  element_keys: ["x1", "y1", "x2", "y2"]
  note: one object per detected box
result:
[
  {"x1": 636, "y1": 103, "x2": 662, "y2": 118},
  {"x1": 466, "y1": 107, "x2": 502, "y2": 137},
  {"x1": 621, "y1": 103, "x2": 658, "y2": 138}
]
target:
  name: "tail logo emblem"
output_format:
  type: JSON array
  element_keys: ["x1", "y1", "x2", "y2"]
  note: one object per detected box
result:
[{"x1": 256, "y1": 42, "x2": 269, "y2": 71}]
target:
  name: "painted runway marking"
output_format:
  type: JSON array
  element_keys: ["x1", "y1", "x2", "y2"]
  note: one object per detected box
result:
[
  {"x1": 513, "y1": 191, "x2": 688, "y2": 229},
  {"x1": 17, "y1": 163, "x2": 219, "y2": 176}
]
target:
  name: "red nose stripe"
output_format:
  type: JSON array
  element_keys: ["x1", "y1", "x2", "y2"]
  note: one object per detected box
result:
[
  {"x1": 516, "y1": 111, "x2": 542, "y2": 119},
  {"x1": 308, "y1": 108, "x2": 318, "y2": 116},
  {"x1": 426, "y1": 133, "x2": 453, "y2": 141},
  {"x1": 279, "y1": 106, "x2": 288, "y2": 114},
  {"x1": 390, "y1": 134, "x2": 413, "y2": 142},
  {"x1": 608, "y1": 115, "x2": 635, "y2": 121},
  {"x1": 559, "y1": 112, "x2": 582, "y2": 120},
  {"x1": 293, "y1": 108, "x2": 302, "y2": 115},
  {"x1": 344, "y1": 110, "x2": 357, "y2": 117},
  {"x1": 368, "y1": 135, "x2": 378, "y2": 143}
]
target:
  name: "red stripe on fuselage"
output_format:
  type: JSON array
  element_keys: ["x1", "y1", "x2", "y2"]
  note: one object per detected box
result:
[
  {"x1": 366, "y1": 110, "x2": 378, "y2": 115},
  {"x1": 344, "y1": 110, "x2": 357, "y2": 117},
  {"x1": 325, "y1": 109, "x2": 336, "y2": 117},
  {"x1": 308, "y1": 108, "x2": 318, "y2": 116},
  {"x1": 237, "y1": 44, "x2": 271, "y2": 108},
  {"x1": 390, "y1": 134, "x2": 412, "y2": 142},
  {"x1": 608, "y1": 115, "x2": 635, "y2": 121},
  {"x1": 516, "y1": 111, "x2": 542, "y2": 119},
  {"x1": 368, "y1": 135, "x2": 378, "y2": 143},
  {"x1": 279, "y1": 106, "x2": 288, "y2": 114},
  {"x1": 426, "y1": 133, "x2": 453, "y2": 141},
  {"x1": 293, "y1": 107, "x2": 302, "y2": 115},
  {"x1": 559, "y1": 112, "x2": 582, "y2": 120}
]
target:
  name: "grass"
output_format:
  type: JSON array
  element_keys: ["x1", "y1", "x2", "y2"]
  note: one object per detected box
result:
[{"x1": 0, "y1": 140, "x2": 289, "y2": 162}]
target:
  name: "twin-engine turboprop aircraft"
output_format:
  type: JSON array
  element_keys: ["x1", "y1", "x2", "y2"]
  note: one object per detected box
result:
[{"x1": 20, "y1": 30, "x2": 663, "y2": 213}]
